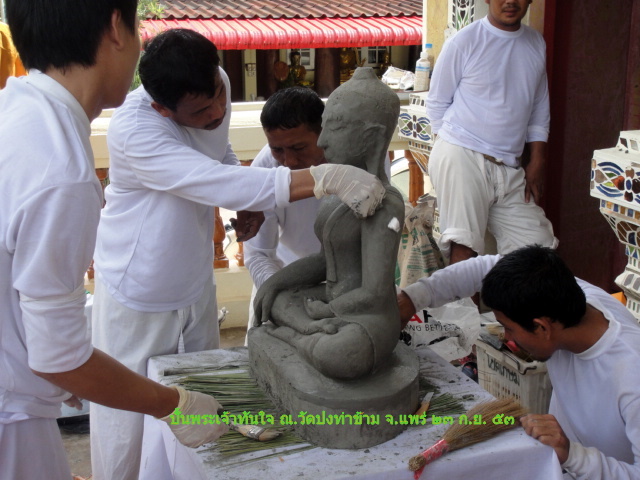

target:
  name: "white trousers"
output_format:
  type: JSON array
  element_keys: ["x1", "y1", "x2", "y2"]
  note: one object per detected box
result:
[
  {"x1": 90, "y1": 276, "x2": 219, "y2": 480},
  {"x1": 0, "y1": 417, "x2": 72, "y2": 479},
  {"x1": 428, "y1": 137, "x2": 558, "y2": 258}
]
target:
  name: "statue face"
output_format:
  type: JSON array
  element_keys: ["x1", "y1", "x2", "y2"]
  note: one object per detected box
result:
[{"x1": 317, "y1": 102, "x2": 366, "y2": 168}]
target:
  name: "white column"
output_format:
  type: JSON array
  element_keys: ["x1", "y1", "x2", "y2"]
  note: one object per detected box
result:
[{"x1": 422, "y1": 0, "x2": 428, "y2": 47}]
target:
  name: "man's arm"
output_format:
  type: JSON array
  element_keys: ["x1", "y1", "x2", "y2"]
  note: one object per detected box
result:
[
  {"x1": 34, "y1": 349, "x2": 178, "y2": 418},
  {"x1": 244, "y1": 209, "x2": 284, "y2": 289},
  {"x1": 16, "y1": 185, "x2": 227, "y2": 447},
  {"x1": 399, "y1": 254, "x2": 501, "y2": 324},
  {"x1": 425, "y1": 39, "x2": 462, "y2": 134},
  {"x1": 34, "y1": 349, "x2": 229, "y2": 447},
  {"x1": 524, "y1": 51, "x2": 550, "y2": 204},
  {"x1": 117, "y1": 123, "x2": 384, "y2": 218},
  {"x1": 522, "y1": 412, "x2": 640, "y2": 480},
  {"x1": 520, "y1": 414, "x2": 570, "y2": 464}
]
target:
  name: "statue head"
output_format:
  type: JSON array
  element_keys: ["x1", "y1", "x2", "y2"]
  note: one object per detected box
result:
[
  {"x1": 289, "y1": 50, "x2": 301, "y2": 65},
  {"x1": 318, "y1": 67, "x2": 400, "y2": 171}
]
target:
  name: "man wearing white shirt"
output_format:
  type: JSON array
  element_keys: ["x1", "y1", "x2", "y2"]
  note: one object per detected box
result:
[
  {"x1": 397, "y1": 246, "x2": 640, "y2": 480},
  {"x1": 90, "y1": 30, "x2": 386, "y2": 480},
  {"x1": 426, "y1": 0, "x2": 557, "y2": 264},
  {"x1": 0, "y1": 2, "x2": 236, "y2": 478},
  {"x1": 244, "y1": 88, "x2": 325, "y2": 336}
]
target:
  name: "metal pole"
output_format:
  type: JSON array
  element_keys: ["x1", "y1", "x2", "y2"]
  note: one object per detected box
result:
[{"x1": 0, "y1": 0, "x2": 5, "y2": 23}]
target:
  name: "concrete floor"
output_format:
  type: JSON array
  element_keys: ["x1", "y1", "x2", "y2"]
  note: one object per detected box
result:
[{"x1": 60, "y1": 326, "x2": 248, "y2": 479}]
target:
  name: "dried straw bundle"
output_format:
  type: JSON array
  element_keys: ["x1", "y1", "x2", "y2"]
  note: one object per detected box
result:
[
  {"x1": 408, "y1": 397, "x2": 527, "y2": 479},
  {"x1": 179, "y1": 370, "x2": 309, "y2": 457}
]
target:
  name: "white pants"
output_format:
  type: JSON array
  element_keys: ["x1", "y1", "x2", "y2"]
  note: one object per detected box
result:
[
  {"x1": 0, "y1": 417, "x2": 72, "y2": 479},
  {"x1": 90, "y1": 276, "x2": 219, "y2": 480},
  {"x1": 429, "y1": 137, "x2": 558, "y2": 258}
]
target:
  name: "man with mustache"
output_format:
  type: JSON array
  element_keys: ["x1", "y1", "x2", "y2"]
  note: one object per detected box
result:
[
  {"x1": 90, "y1": 29, "x2": 386, "y2": 480},
  {"x1": 426, "y1": 0, "x2": 557, "y2": 266},
  {"x1": 244, "y1": 87, "x2": 325, "y2": 339}
]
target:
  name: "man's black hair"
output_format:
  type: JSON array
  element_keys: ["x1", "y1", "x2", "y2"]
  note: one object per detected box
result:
[
  {"x1": 139, "y1": 29, "x2": 220, "y2": 111},
  {"x1": 481, "y1": 245, "x2": 586, "y2": 331},
  {"x1": 260, "y1": 87, "x2": 324, "y2": 134},
  {"x1": 6, "y1": 0, "x2": 138, "y2": 72}
]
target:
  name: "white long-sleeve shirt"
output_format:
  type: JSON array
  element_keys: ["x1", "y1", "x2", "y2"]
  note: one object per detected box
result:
[
  {"x1": 244, "y1": 145, "x2": 321, "y2": 289},
  {"x1": 94, "y1": 69, "x2": 291, "y2": 311},
  {"x1": 403, "y1": 255, "x2": 640, "y2": 480},
  {"x1": 426, "y1": 16, "x2": 550, "y2": 167},
  {"x1": 0, "y1": 72, "x2": 98, "y2": 419}
]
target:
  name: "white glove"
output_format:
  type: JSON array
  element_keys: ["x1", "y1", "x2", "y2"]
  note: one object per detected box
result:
[
  {"x1": 160, "y1": 386, "x2": 229, "y2": 448},
  {"x1": 310, "y1": 164, "x2": 385, "y2": 217}
]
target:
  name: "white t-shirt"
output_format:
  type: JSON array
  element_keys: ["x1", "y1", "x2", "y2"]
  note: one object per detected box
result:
[
  {"x1": 402, "y1": 255, "x2": 640, "y2": 479},
  {"x1": 244, "y1": 145, "x2": 321, "y2": 289},
  {"x1": 0, "y1": 72, "x2": 98, "y2": 419},
  {"x1": 94, "y1": 69, "x2": 291, "y2": 311},
  {"x1": 427, "y1": 16, "x2": 550, "y2": 167},
  {"x1": 549, "y1": 285, "x2": 640, "y2": 480}
]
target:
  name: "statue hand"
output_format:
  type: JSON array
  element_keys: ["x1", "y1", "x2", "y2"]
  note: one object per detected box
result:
[
  {"x1": 304, "y1": 298, "x2": 335, "y2": 320},
  {"x1": 253, "y1": 285, "x2": 279, "y2": 327},
  {"x1": 297, "y1": 317, "x2": 343, "y2": 335}
]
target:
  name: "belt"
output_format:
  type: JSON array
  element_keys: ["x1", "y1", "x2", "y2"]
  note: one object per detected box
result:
[
  {"x1": 482, "y1": 154, "x2": 522, "y2": 166},
  {"x1": 482, "y1": 154, "x2": 503, "y2": 165}
]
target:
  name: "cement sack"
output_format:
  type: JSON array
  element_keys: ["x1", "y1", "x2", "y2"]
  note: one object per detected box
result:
[
  {"x1": 400, "y1": 298, "x2": 482, "y2": 362},
  {"x1": 395, "y1": 196, "x2": 444, "y2": 288}
]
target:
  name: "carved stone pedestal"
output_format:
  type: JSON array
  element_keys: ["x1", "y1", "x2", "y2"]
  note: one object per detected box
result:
[
  {"x1": 590, "y1": 130, "x2": 640, "y2": 322},
  {"x1": 248, "y1": 326, "x2": 420, "y2": 449}
]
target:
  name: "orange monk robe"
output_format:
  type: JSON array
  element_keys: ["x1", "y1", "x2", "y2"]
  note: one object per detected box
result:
[{"x1": 0, "y1": 22, "x2": 27, "y2": 89}]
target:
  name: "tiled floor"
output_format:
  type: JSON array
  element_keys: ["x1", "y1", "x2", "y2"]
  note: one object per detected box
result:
[{"x1": 59, "y1": 326, "x2": 248, "y2": 479}]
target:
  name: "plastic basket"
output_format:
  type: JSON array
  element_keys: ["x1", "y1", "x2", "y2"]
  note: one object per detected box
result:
[{"x1": 475, "y1": 339, "x2": 552, "y2": 414}]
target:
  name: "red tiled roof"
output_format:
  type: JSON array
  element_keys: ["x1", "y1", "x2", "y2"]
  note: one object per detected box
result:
[
  {"x1": 156, "y1": 0, "x2": 422, "y2": 20},
  {"x1": 141, "y1": 16, "x2": 422, "y2": 49}
]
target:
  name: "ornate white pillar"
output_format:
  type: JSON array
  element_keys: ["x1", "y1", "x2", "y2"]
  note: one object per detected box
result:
[
  {"x1": 590, "y1": 130, "x2": 640, "y2": 322},
  {"x1": 448, "y1": 0, "x2": 488, "y2": 32}
]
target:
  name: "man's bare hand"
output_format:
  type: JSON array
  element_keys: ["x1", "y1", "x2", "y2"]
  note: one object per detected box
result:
[
  {"x1": 523, "y1": 141, "x2": 546, "y2": 204},
  {"x1": 521, "y1": 414, "x2": 570, "y2": 464},
  {"x1": 397, "y1": 291, "x2": 417, "y2": 329},
  {"x1": 524, "y1": 161, "x2": 544, "y2": 204},
  {"x1": 63, "y1": 394, "x2": 84, "y2": 410},
  {"x1": 231, "y1": 211, "x2": 265, "y2": 242}
]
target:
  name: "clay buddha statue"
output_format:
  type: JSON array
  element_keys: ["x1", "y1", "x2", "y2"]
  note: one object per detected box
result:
[{"x1": 253, "y1": 67, "x2": 403, "y2": 380}]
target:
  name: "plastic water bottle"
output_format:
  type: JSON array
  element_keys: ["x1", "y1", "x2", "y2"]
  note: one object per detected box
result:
[{"x1": 414, "y1": 43, "x2": 432, "y2": 91}]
